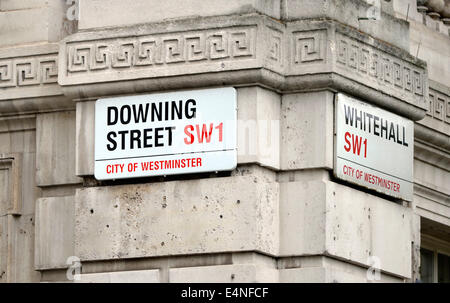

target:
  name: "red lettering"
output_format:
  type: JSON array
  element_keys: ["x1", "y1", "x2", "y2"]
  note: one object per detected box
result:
[
  {"x1": 215, "y1": 122, "x2": 223, "y2": 142},
  {"x1": 352, "y1": 134, "x2": 362, "y2": 155},
  {"x1": 196, "y1": 123, "x2": 214, "y2": 143},
  {"x1": 344, "y1": 132, "x2": 351, "y2": 152},
  {"x1": 184, "y1": 125, "x2": 194, "y2": 145}
]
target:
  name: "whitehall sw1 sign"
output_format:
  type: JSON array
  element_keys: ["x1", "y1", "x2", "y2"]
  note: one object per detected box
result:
[
  {"x1": 94, "y1": 87, "x2": 237, "y2": 180},
  {"x1": 334, "y1": 93, "x2": 414, "y2": 201}
]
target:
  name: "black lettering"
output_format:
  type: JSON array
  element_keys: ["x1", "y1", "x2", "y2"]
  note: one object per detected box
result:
[
  {"x1": 164, "y1": 102, "x2": 169, "y2": 121},
  {"x1": 106, "y1": 132, "x2": 117, "y2": 151},
  {"x1": 355, "y1": 110, "x2": 363, "y2": 129},
  {"x1": 171, "y1": 100, "x2": 183, "y2": 120},
  {"x1": 402, "y1": 126, "x2": 408, "y2": 147},
  {"x1": 130, "y1": 129, "x2": 141, "y2": 149},
  {"x1": 118, "y1": 130, "x2": 128, "y2": 150},
  {"x1": 165, "y1": 126, "x2": 175, "y2": 146},
  {"x1": 151, "y1": 103, "x2": 162, "y2": 122},
  {"x1": 120, "y1": 105, "x2": 132, "y2": 124},
  {"x1": 380, "y1": 118, "x2": 388, "y2": 139},
  {"x1": 396, "y1": 124, "x2": 402, "y2": 145},
  {"x1": 143, "y1": 128, "x2": 153, "y2": 148},
  {"x1": 107, "y1": 107, "x2": 118, "y2": 126},
  {"x1": 388, "y1": 122, "x2": 396, "y2": 142},
  {"x1": 132, "y1": 103, "x2": 149, "y2": 123},
  {"x1": 344, "y1": 105, "x2": 354, "y2": 126},
  {"x1": 154, "y1": 127, "x2": 164, "y2": 147},
  {"x1": 185, "y1": 99, "x2": 196, "y2": 119},
  {"x1": 373, "y1": 115, "x2": 380, "y2": 136},
  {"x1": 366, "y1": 113, "x2": 373, "y2": 133}
]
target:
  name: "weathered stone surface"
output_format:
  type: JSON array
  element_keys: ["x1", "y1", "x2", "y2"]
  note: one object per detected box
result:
[
  {"x1": 420, "y1": 82, "x2": 450, "y2": 137},
  {"x1": 0, "y1": 153, "x2": 22, "y2": 216},
  {"x1": 0, "y1": 44, "x2": 72, "y2": 116},
  {"x1": 36, "y1": 111, "x2": 82, "y2": 186},
  {"x1": 281, "y1": 0, "x2": 410, "y2": 51},
  {"x1": 0, "y1": 214, "x2": 41, "y2": 282},
  {"x1": 409, "y1": 13, "x2": 450, "y2": 89},
  {"x1": 79, "y1": 0, "x2": 281, "y2": 29},
  {"x1": 279, "y1": 256, "x2": 403, "y2": 283},
  {"x1": 77, "y1": 269, "x2": 160, "y2": 283},
  {"x1": 35, "y1": 196, "x2": 75, "y2": 270},
  {"x1": 280, "y1": 91, "x2": 334, "y2": 170},
  {"x1": 0, "y1": 122, "x2": 37, "y2": 217},
  {"x1": 0, "y1": 2, "x2": 67, "y2": 47},
  {"x1": 279, "y1": 178, "x2": 413, "y2": 278},
  {"x1": 76, "y1": 101, "x2": 95, "y2": 176},
  {"x1": 58, "y1": 15, "x2": 428, "y2": 120},
  {"x1": 74, "y1": 168, "x2": 279, "y2": 261},
  {"x1": 0, "y1": 0, "x2": 47, "y2": 11},
  {"x1": 237, "y1": 87, "x2": 280, "y2": 170},
  {"x1": 170, "y1": 264, "x2": 278, "y2": 283}
]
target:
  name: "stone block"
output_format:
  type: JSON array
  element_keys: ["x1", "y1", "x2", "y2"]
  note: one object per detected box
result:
[
  {"x1": 77, "y1": 269, "x2": 160, "y2": 283},
  {"x1": 0, "y1": 0, "x2": 46, "y2": 11},
  {"x1": 76, "y1": 101, "x2": 95, "y2": 176},
  {"x1": 409, "y1": 14, "x2": 450, "y2": 88},
  {"x1": 169, "y1": 264, "x2": 278, "y2": 282},
  {"x1": 279, "y1": 257, "x2": 403, "y2": 283},
  {"x1": 0, "y1": 7, "x2": 49, "y2": 46},
  {"x1": 35, "y1": 196, "x2": 75, "y2": 270},
  {"x1": 36, "y1": 111, "x2": 82, "y2": 186},
  {"x1": 279, "y1": 178, "x2": 412, "y2": 279},
  {"x1": 281, "y1": 0, "x2": 410, "y2": 51},
  {"x1": 237, "y1": 87, "x2": 281, "y2": 169},
  {"x1": 279, "y1": 180, "x2": 327, "y2": 255},
  {"x1": 78, "y1": 0, "x2": 281, "y2": 29},
  {"x1": 0, "y1": 214, "x2": 41, "y2": 282},
  {"x1": 0, "y1": 132, "x2": 36, "y2": 217},
  {"x1": 279, "y1": 267, "x2": 327, "y2": 283},
  {"x1": 0, "y1": 2, "x2": 66, "y2": 47},
  {"x1": 74, "y1": 168, "x2": 279, "y2": 261},
  {"x1": 280, "y1": 91, "x2": 334, "y2": 170}
]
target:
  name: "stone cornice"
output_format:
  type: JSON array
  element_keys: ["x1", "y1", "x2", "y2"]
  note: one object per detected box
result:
[
  {"x1": 418, "y1": 80, "x2": 450, "y2": 137},
  {"x1": 0, "y1": 43, "x2": 73, "y2": 117},
  {"x1": 414, "y1": 139, "x2": 450, "y2": 172},
  {"x1": 415, "y1": 123, "x2": 450, "y2": 152},
  {"x1": 57, "y1": 15, "x2": 429, "y2": 121}
]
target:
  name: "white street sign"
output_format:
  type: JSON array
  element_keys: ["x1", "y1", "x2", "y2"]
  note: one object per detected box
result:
[
  {"x1": 95, "y1": 87, "x2": 237, "y2": 180},
  {"x1": 334, "y1": 93, "x2": 414, "y2": 201}
]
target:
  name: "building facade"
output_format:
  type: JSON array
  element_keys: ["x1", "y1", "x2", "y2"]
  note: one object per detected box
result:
[{"x1": 0, "y1": 0, "x2": 449, "y2": 283}]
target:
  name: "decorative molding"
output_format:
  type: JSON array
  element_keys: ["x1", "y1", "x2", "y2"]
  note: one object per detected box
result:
[
  {"x1": 293, "y1": 30, "x2": 326, "y2": 64},
  {"x1": 265, "y1": 26, "x2": 284, "y2": 74},
  {"x1": 334, "y1": 32, "x2": 427, "y2": 110},
  {"x1": 0, "y1": 56, "x2": 58, "y2": 89},
  {"x1": 57, "y1": 18, "x2": 429, "y2": 121},
  {"x1": 63, "y1": 26, "x2": 257, "y2": 83},
  {"x1": 0, "y1": 153, "x2": 22, "y2": 216},
  {"x1": 427, "y1": 87, "x2": 450, "y2": 125},
  {"x1": 0, "y1": 44, "x2": 74, "y2": 116}
]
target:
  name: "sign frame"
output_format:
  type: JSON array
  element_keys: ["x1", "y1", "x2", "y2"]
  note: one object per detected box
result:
[
  {"x1": 333, "y1": 93, "x2": 414, "y2": 201},
  {"x1": 94, "y1": 87, "x2": 238, "y2": 180}
]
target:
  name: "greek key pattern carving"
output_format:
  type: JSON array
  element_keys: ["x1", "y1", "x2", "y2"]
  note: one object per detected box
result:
[
  {"x1": 427, "y1": 87, "x2": 450, "y2": 125},
  {"x1": 335, "y1": 33, "x2": 425, "y2": 100},
  {"x1": 292, "y1": 30, "x2": 326, "y2": 64},
  {"x1": 266, "y1": 26, "x2": 283, "y2": 72},
  {"x1": 0, "y1": 56, "x2": 58, "y2": 88},
  {"x1": 66, "y1": 27, "x2": 256, "y2": 75}
]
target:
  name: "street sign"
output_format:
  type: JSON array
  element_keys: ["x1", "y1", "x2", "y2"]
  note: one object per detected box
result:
[
  {"x1": 94, "y1": 87, "x2": 237, "y2": 180},
  {"x1": 334, "y1": 93, "x2": 414, "y2": 201}
]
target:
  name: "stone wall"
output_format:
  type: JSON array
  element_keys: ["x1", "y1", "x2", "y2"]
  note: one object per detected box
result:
[{"x1": 0, "y1": 0, "x2": 448, "y2": 283}]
